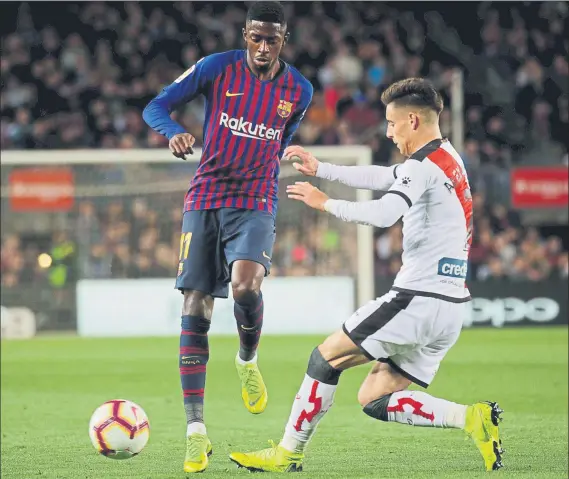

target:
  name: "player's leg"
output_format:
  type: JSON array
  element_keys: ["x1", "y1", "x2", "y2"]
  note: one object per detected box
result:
[
  {"x1": 231, "y1": 260, "x2": 269, "y2": 413},
  {"x1": 232, "y1": 260, "x2": 265, "y2": 362},
  {"x1": 358, "y1": 360, "x2": 504, "y2": 471},
  {"x1": 355, "y1": 297, "x2": 504, "y2": 471},
  {"x1": 176, "y1": 210, "x2": 227, "y2": 474},
  {"x1": 358, "y1": 361, "x2": 469, "y2": 428},
  {"x1": 180, "y1": 290, "x2": 214, "y2": 473},
  {"x1": 222, "y1": 208, "x2": 275, "y2": 414},
  {"x1": 229, "y1": 329, "x2": 369, "y2": 472}
]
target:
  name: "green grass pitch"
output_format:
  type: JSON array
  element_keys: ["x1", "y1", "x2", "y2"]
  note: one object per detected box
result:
[{"x1": 1, "y1": 328, "x2": 567, "y2": 478}]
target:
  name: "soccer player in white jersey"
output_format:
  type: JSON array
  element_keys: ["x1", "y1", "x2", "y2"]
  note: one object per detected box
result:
[{"x1": 229, "y1": 78, "x2": 504, "y2": 473}]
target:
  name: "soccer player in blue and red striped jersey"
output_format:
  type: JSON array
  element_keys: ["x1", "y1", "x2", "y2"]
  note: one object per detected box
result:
[{"x1": 142, "y1": 1, "x2": 312, "y2": 473}]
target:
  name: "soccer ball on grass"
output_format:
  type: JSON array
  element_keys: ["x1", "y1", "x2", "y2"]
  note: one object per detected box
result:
[{"x1": 88, "y1": 399, "x2": 150, "y2": 459}]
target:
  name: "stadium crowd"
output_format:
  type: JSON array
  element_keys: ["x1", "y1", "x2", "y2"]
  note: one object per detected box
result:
[
  {"x1": 1, "y1": 189, "x2": 567, "y2": 287},
  {"x1": 1, "y1": 1, "x2": 568, "y2": 287},
  {"x1": 2, "y1": 2, "x2": 567, "y2": 158}
]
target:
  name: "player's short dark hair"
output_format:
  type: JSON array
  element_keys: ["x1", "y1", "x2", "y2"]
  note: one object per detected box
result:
[
  {"x1": 246, "y1": 1, "x2": 286, "y2": 26},
  {"x1": 381, "y1": 78, "x2": 444, "y2": 115}
]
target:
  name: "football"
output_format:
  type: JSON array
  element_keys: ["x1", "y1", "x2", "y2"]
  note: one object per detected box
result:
[{"x1": 88, "y1": 399, "x2": 150, "y2": 459}]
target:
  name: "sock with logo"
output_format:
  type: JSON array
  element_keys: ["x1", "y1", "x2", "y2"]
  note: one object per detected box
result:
[
  {"x1": 180, "y1": 315, "x2": 210, "y2": 428},
  {"x1": 363, "y1": 390, "x2": 467, "y2": 428},
  {"x1": 234, "y1": 291, "x2": 263, "y2": 361},
  {"x1": 280, "y1": 348, "x2": 342, "y2": 453}
]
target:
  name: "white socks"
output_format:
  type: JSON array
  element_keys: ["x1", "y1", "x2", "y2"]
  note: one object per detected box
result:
[
  {"x1": 187, "y1": 421, "x2": 207, "y2": 436},
  {"x1": 385, "y1": 390, "x2": 467, "y2": 428},
  {"x1": 236, "y1": 352, "x2": 258, "y2": 365},
  {"x1": 280, "y1": 374, "x2": 337, "y2": 453}
]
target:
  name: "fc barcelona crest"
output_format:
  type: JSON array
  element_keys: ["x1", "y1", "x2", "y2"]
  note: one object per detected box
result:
[{"x1": 277, "y1": 100, "x2": 293, "y2": 118}]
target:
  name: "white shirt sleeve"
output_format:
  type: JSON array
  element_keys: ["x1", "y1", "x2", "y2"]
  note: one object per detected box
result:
[
  {"x1": 383, "y1": 159, "x2": 431, "y2": 207},
  {"x1": 324, "y1": 192, "x2": 409, "y2": 228},
  {"x1": 316, "y1": 162, "x2": 400, "y2": 191},
  {"x1": 322, "y1": 159, "x2": 431, "y2": 228}
]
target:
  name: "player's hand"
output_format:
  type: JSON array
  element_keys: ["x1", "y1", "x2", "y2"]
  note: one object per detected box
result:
[
  {"x1": 283, "y1": 145, "x2": 319, "y2": 176},
  {"x1": 169, "y1": 133, "x2": 195, "y2": 160},
  {"x1": 286, "y1": 182, "x2": 329, "y2": 211}
]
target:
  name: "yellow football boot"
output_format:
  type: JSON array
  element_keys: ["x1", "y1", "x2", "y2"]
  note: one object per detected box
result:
[
  {"x1": 235, "y1": 356, "x2": 268, "y2": 414},
  {"x1": 230, "y1": 441, "x2": 304, "y2": 472},
  {"x1": 183, "y1": 433, "x2": 213, "y2": 474},
  {"x1": 464, "y1": 401, "x2": 504, "y2": 471}
]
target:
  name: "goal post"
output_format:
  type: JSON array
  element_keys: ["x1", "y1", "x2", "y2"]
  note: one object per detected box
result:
[
  {"x1": 1, "y1": 145, "x2": 374, "y2": 307},
  {"x1": 450, "y1": 68, "x2": 465, "y2": 156}
]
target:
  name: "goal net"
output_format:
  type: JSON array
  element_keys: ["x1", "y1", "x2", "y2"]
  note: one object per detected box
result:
[{"x1": 1, "y1": 146, "x2": 373, "y2": 330}]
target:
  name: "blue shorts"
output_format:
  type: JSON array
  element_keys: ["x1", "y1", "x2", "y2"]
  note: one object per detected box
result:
[{"x1": 175, "y1": 208, "x2": 276, "y2": 298}]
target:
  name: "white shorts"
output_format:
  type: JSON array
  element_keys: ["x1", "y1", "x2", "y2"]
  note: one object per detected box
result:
[{"x1": 343, "y1": 288, "x2": 468, "y2": 388}]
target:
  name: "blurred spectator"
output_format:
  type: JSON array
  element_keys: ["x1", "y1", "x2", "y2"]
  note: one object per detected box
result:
[{"x1": 558, "y1": 253, "x2": 569, "y2": 279}]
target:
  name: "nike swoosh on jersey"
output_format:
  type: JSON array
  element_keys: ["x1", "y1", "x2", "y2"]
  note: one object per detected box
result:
[{"x1": 226, "y1": 91, "x2": 244, "y2": 97}]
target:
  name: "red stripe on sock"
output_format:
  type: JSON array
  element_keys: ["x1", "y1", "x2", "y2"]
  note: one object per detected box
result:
[
  {"x1": 180, "y1": 366, "x2": 207, "y2": 374},
  {"x1": 183, "y1": 389, "x2": 204, "y2": 398},
  {"x1": 293, "y1": 380, "x2": 322, "y2": 432},
  {"x1": 387, "y1": 397, "x2": 435, "y2": 422},
  {"x1": 180, "y1": 346, "x2": 209, "y2": 354},
  {"x1": 253, "y1": 300, "x2": 263, "y2": 314}
]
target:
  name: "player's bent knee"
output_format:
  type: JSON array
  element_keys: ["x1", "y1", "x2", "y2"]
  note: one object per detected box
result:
[
  {"x1": 357, "y1": 385, "x2": 390, "y2": 407},
  {"x1": 306, "y1": 347, "x2": 342, "y2": 385},
  {"x1": 182, "y1": 290, "x2": 214, "y2": 318},
  {"x1": 231, "y1": 283, "x2": 260, "y2": 306},
  {"x1": 362, "y1": 394, "x2": 392, "y2": 421},
  {"x1": 231, "y1": 261, "x2": 265, "y2": 293}
]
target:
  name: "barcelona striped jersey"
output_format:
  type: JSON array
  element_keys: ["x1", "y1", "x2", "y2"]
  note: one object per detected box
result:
[{"x1": 143, "y1": 49, "x2": 313, "y2": 215}]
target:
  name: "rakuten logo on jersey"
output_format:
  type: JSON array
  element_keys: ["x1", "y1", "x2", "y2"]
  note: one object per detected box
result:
[
  {"x1": 219, "y1": 112, "x2": 282, "y2": 141},
  {"x1": 437, "y1": 257, "x2": 468, "y2": 278}
]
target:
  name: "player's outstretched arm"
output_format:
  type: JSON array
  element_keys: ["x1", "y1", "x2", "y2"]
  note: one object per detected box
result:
[
  {"x1": 283, "y1": 146, "x2": 319, "y2": 176},
  {"x1": 287, "y1": 159, "x2": 430, "y2": 228},
  {"x1": 323, "y1": 195, "x2": 409, "y2": 228},
  {"x1": 286, "y1": 182, "x2": 409, "y2": 228},
  {"x1": 283, "y1": 145, "x2": 399, "y2": 191}
]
